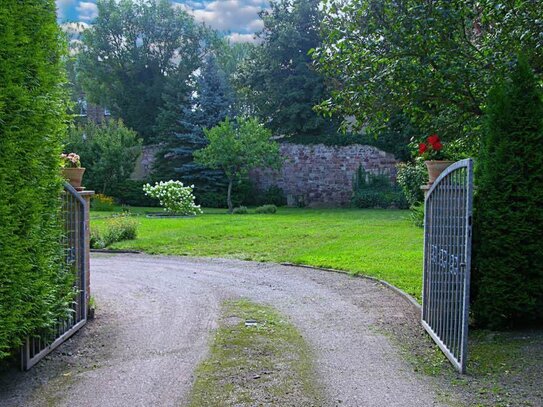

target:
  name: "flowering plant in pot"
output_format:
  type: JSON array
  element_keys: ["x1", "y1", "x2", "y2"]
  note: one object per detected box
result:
[
  {"x1": 417, "y1": 134, "x2": 453, "y2": 184},
  {"x1": 61, "y1": 153, "x2": 85, "y2": 189}
]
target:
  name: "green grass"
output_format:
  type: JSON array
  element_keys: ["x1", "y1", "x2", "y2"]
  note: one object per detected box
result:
[
  {"x1": 188, "y1": 299, "x2": 323, "y2": 406},
  {"x1": 91, "y1": 206, "x2": 424, "y2": 299}
]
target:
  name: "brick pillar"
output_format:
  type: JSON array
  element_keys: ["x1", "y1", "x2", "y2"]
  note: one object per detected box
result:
[{"x1": 78, "y1": 190, "x2": 94, "y2": 318}]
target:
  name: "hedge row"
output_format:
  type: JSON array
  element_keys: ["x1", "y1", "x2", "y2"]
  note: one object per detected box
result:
[{"x1": 0, "y1": 1, "x2": 72, "y2": 358}]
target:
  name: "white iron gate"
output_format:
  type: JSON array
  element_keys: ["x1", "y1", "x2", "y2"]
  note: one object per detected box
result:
[
  {"x1": 422, "y1": 159, "x2": 473, "y2": 373},
  {"x1": 21, "y1": 182, "x2": 87, "y2": 370}
]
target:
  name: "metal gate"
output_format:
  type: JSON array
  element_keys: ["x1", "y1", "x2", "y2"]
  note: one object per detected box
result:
[
  {"x1": 22, "y1": 182, "x2": 87, "y2": 370},
  {"x1": 422, "y1": 159, "x2": 473, "y2": 373}
]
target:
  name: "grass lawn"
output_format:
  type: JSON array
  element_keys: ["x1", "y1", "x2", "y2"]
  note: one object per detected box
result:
[{"x1": 91, "y1": 207, "x2": 425, "y2": 300}]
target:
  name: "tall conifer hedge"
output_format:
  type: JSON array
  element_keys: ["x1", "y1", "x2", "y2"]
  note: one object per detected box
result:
[
  {"x1": 0, "y1": 1, "x2": 71, "y2": 358},
  {"x1": 473, "y1": 57, "x2": 543, "y2": 329}
]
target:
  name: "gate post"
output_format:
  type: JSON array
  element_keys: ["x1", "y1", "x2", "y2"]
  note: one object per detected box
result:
[{"x1": 78, "y1": 190, "x2": 94, "y2": 317}]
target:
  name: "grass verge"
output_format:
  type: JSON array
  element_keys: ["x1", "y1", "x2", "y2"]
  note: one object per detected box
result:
[{"x1": 187, "y1": 299, "x2": 324, "y2": 407}]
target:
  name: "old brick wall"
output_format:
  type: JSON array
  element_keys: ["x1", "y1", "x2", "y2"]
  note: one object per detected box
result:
[{"x1": 249, "y1": 143, "x2": 398, "y2": 207}]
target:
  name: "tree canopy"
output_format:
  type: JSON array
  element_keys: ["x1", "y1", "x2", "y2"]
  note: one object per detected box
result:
[
  {"x1": 194, "y1": 117, "x2": 282, "y2": 212},
  {"x1": 236, "y1": 0, "x2": 338, "y2": 137},
  {"x1": 78, "y1": 0, "x2": 204, "y2": 142},
  {"x1": 313, "y1": 0, "x2": 543, "y2": 148}
]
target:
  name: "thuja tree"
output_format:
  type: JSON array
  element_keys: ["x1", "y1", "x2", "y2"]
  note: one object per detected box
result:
[
  {"x1": 472, "y1": 57, "x2": 543, "y2": 329},
  {"x1": 0, "y1": 1, "x2": 72, "y2": 357}
]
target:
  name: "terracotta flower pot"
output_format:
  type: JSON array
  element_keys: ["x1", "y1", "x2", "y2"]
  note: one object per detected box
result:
[
  {"x1": 425, "y1": 160, "x2": 454, "y2": 184},
  {"x1": 62, "y1": 167, "x2": 86, "y2": 189}
]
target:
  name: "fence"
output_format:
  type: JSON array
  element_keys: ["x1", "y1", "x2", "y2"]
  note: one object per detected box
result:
[
  {"x1": 422, "y1": 159, "x2": 473, "y2": 373},
  {"x1": 21, "y1": 182, "x2": 88, "y2": 370}
]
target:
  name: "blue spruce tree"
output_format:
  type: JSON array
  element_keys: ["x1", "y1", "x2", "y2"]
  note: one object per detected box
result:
[{"x1": 154, "y1": 54, "x2": 234, "y2": 206}]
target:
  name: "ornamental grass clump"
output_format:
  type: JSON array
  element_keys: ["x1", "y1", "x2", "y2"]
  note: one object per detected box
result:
[{"x1": 143, "y1": 180, "x2": 202, "y2": 216}]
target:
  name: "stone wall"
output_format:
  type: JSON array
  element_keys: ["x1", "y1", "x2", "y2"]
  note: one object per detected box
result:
[{"x1": 249, "y1": 143, "x2": 398, "y2": 207}]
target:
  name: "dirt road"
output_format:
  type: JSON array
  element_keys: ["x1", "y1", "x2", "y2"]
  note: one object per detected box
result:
[{"x1": 0, "y1": 253, "x2": 449, "y2": 406}]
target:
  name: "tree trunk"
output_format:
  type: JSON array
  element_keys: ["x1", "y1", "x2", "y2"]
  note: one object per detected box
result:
[{"x1": 227, "y1": 180, "x2": 233, "y2": 213}]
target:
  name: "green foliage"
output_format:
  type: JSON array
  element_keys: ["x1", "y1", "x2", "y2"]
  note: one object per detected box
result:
[
  {"x1": 396, "y1": 161, "x2": 428, "y2": 207},
  {"x1": 109, "y1": 180, "x2": 160, "y2": 207},
  {"x1": 351, "y1": 167, "x2": 408, "y2": 209},
  {"x1": 0, "y1": 0, "x2": 72, "y2": 358},
  {"x1": 409, "y1": 203, "x2": 425, "y2": 229},
  {"x1": 253, "y1": 186, "x2": 287, "y2": 207},
  {"x1": 255, "y1": 205, "x2": 278, "y2": 214},
  {"x1": 314, "y1": 0, "x2": 543, "y2": 145},
  {"x1": 232, "y1": 206, "x2": 249, "y2": 215},
  {"x1": 91, "y1": 194, "x2": 116, "y2": 211},
  {"x1": 194, "y1": 117, "x2": 282, "y2": 212},
  {"x1": 236, "y1": 0, "x2": 338, "y2": 137},
  {"x1": 472, "y1": 57, "x2": 543, "y2": 329},
  {"x1": 65, "y1": 120, "x2": 142, "y2": 195},
  {"x1": 78, "y1": 0, "x2": 203, "y2": 142},
  {"x1": 92, "y1": 213, "x2": 139, "y2": 248}
]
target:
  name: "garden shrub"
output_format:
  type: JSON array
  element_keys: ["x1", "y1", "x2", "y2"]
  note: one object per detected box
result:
[
  {"x1": 351, "y1": 167, "x2": 408, "y2": 209},
  {"x1": 0, "y1": 1, "x2": 72, "y2": 359},
  {"x1": 103, "y1": 213, "x2": 138, "y2": 246},
  {"x1": 472, "y1": 57, "x2": 543, "y2": 329},
  {"x1": 396, "y1": 161, "x2": 428, "y2": 206},
  {"x1": 91, "y1": 194, "x2": 116, "y2": 211},
  {"x1": 255, "y1": 204, "x2": 278, "y2": 214},
  {"x1": 90, "y1": 229, "x2": 106, "y2": 250},
  {"x1": 143, "y1": 180, "x2": 202, "y2": 215},
  {"x1": 232, "y1": 206, "x2": 249, "y2": 214}
]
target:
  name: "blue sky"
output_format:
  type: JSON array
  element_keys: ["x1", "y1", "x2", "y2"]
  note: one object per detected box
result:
[{"x1": 56, "y1": 0, "x2": 270, "y2": 42}]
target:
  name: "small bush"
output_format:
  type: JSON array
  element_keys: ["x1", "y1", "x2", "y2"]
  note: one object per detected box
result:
[
  {"x1": 91, "y1": 194, "x2": 116, "y2": 211},
  {"x1": 351, "y1": 167, "x2": 408, "y2": 209},
  {"x1": 232, "y1": 206, "x2": 248, "y2": 214},
  {"x1": 90, "y1": 229, "x2": 106, "y2": 249},
  {"x1": 396, "y1": 161, "x2": 428, "y2": 206},
  {"x1": 98, "y1": 213, "x2": 139, "y2": 247},
  {"x1": 143, "y1": 180, "x2": 202, "y2": 215},
  {"x1": 255, "y1": 204, "x2": 277, "y2": 214}
]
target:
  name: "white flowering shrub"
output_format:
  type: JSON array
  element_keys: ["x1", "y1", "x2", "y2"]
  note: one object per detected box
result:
[{"x1": 143, "y1": 180, "x2": 202, "y2": 215}]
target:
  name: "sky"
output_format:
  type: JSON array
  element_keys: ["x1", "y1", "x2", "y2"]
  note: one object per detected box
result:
[{"x1": 56, "y1": 0, "x2": 270, "y2": 43}]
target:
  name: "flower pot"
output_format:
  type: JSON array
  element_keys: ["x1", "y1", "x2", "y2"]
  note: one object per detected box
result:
[
  {"x1": 425, "y1": 160, "x2": 454, "y2": 184},
  {"x1": 62, "y1": 167, "x2": 86, "y2": 189}
]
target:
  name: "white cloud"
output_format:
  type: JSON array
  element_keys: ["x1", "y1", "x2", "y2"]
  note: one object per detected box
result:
[
  {"x1": 228, "y1": 32, "x2": 259, "y2": 44},
  {"x1": 185, "y1": 0, "x2": 268, "y2": 34},
  {"x1": 77, "y1": 1, "x2": 98, "y2": 22},
  {"x1": 61, "y1": 21, "x2": 90, "y2": 36}
]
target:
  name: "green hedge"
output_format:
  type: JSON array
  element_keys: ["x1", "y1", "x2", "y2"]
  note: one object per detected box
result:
[
  {"x1": 472, "y1": 57, "x2": 543, "y2": 329},
  {"x1": 0, "y1": 1, "x2": 71, "y2": 358}
]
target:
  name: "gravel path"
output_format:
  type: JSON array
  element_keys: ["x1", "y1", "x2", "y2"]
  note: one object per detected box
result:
[{"x1": 0, "y1": 253, "x2": 449, "y2": 407}]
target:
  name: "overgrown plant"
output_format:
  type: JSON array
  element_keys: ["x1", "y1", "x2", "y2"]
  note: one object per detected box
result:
[{"x1": 143, "y1": 180, "x2": 202, "y2": 215}]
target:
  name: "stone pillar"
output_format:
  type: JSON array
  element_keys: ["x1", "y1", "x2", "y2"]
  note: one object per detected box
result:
[
  {"x1": 78, "y1": 190, "x2": 94, "y2": 318},
  {"x1": 421, "y1": 184, "x2": 430, "y2": 199}
]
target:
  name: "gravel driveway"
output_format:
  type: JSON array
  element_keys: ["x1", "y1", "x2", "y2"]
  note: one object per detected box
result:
[{"x1": 0, "y1": 253, "x2": 450, "y2": 407}]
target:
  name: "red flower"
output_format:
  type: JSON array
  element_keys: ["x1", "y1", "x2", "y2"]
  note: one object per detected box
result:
[
  {"x1": 432, "y1": 142, "x2": 443, "y2": 151},
  {"x1": 427, "y1": 134, "x2": 440, "y2": 146},
  {"x1": 418, "y1": 143, "x2": 427, "y2": 154}
]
